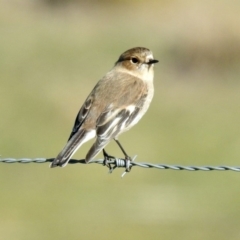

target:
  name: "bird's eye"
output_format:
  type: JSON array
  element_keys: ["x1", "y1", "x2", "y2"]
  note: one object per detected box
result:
[{"x1": 131, "y1": 57, "x2": 139, "y2": 64}]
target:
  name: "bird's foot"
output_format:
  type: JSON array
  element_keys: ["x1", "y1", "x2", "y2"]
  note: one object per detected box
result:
[
  {"x1": 121, "y1": 155, "x2": 137, "y2": 177},
  {"x1": 102, "y1": 149, "x2": 116, "y2": 173}
]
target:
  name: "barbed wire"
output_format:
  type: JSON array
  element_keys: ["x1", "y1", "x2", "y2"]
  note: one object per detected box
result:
[{"x1": 1, "y1": 157, "x2": 240, "y2": 177}]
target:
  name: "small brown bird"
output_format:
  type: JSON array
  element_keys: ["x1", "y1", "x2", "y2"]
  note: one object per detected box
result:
[{"x1": 50, "y1": 47, "x2": 158, "y2": 169}]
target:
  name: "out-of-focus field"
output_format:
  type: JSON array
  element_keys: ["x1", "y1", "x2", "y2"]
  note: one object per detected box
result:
[{"x1": 1, "y1": 1, "x2": 240, "y2": 239}]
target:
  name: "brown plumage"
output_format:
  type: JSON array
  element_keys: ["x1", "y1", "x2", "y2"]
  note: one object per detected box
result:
[{"x1": 50, "y1": 47, "x2": 158, "y2": 168}]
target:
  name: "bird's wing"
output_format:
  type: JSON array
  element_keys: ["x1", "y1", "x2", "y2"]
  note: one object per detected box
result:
[
  {"x1": 68, "y1": 96, "x2": 93, "y2": 141},
  {"x1": 85, "y1": 108, "x2": 133, "y2": 162},
  {"x1": 96, "y1": 108, "x2": 130, "y2": 139},
  {"x1": 95, "y1": 74, "x2": 147, "y2": 139},
  {"x1": 69, "y1": 71, "x2": 147, "y2": 141},
  {"x1": 85, "y1": 102, "x2": 144, "y2": 162}
]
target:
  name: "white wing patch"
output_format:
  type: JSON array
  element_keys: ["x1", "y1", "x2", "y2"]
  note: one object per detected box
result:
[{"x1": 125, "y1": 105, "x2": 136, "y2": 113}]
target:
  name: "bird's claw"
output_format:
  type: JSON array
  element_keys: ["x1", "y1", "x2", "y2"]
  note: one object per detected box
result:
[
  {"x1": 103, "y1": 157, "x2": 115, "y2": 174},
  {"x1": 102, "y1": 149, "x2": 116, "y2": 173},
  {"x1": 121, "y1": 155, "x2": 137, "y2": 177}
]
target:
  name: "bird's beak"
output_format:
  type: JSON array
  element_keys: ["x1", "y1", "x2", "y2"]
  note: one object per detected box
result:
[{"x1": 147, "y1": 59, "x2": 159, "y2": 65}]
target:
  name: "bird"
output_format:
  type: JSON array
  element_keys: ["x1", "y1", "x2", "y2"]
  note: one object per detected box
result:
[{"x1": 50, "y1": 47, "x2": 158, "y2": 170}]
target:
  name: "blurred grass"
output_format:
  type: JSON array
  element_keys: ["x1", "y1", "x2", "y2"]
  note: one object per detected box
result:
[{"x1": 1, "y1": 0, "x2": 240, "y2": 240}]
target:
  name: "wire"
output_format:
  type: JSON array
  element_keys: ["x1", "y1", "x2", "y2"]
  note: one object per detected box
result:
[{"x1": 1, "y1": 157, "x2": 240, "y2": 174}]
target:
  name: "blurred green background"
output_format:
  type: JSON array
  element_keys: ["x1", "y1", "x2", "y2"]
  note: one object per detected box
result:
[{"x1": 1, "y1": 0, "x2": 240, "y2": 239}]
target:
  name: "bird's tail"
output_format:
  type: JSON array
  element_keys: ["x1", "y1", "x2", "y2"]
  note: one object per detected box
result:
[
  {"x1": 85, "y1": 137, "x2": 110, "y2": 162},
  {"x1": 50, "y1": 129, "x2": 95, "y2": 168}
]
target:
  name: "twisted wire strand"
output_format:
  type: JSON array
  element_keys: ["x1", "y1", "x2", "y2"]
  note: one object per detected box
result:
[{"x1": 1, "y1": 157, "x2": 240, "y2": 172}]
